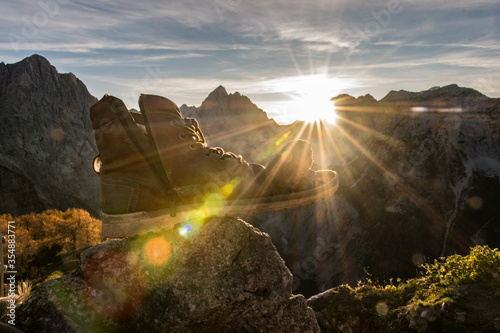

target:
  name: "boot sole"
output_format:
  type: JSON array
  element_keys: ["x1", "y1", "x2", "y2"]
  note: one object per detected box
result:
[{"x1": 101, "y1": 173, "x2": 338, "y2": 238}]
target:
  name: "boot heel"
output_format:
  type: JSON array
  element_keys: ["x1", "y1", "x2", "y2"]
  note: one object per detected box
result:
[{"x1": 99, "y1": 179, "x2": 141, "y2": 215}]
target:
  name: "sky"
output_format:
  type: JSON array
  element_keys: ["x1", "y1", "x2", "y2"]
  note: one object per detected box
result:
[{"x1": 1, "y1": 0, "x2": 499, "y2": 124}]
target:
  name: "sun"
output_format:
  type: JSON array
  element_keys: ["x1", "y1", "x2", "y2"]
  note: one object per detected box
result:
[
  {"x1": 259, "y1": 74, "x2": 346, "y2": 125},
  {"x1": 290, "y1": 91, "x2": 338, "y2": 124}
]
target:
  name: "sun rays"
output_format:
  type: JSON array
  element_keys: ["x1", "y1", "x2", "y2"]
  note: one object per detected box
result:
[
  {"x1": 258, "y1": 74, "x2": 353, "y2": 125},
  {"x1": 271, "y1": 96, "x2": 450, "y2": 232},
  {"x1": 127, "y1": 87, "x2": 452, "y2": 289},
  {"x1": 285, "y1": 90, "x2": 338, "y2": 124}
]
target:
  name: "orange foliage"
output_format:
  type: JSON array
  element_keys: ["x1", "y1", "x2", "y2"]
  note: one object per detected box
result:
[{"x1": 0, "y1": 209, "x2": 101, "y2": 276}]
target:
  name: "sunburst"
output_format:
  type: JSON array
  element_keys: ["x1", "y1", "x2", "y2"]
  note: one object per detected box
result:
[{"x1": 259, "y1": 74, "x2": 349, "y2": 125}]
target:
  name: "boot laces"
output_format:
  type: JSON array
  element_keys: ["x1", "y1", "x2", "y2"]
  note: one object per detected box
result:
[{"x1": 175, "y1": 117, "x2": 246, "y2": 164}]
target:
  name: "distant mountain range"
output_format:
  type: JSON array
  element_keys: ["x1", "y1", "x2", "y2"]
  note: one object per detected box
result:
[
  {"x1": 334, "y1": 83, "x2": 500, "y2": 113},
  {"x1": 1, "y1": 54, "x2": 499, "y2": 297}
]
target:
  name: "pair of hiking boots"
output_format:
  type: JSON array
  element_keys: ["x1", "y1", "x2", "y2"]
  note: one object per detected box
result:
[{"x1": 90, "y1": 94, "x2": 338, "y2": 238}]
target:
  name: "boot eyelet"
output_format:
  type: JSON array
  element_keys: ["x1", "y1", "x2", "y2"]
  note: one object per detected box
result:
[
  {"x1": 93, "y1": 155, "x2": 102, "y2": 174},
  {"x1": 171, "y1": 119, "x2": 178, "y2": 126},
  {"x1": 190, "y1": 144, "x2": 197, "y2": 150},
  {"x1": 205, "y1": 152, "x2": 211, "y2": 157},
  {"x1": 179, "y1": 133, "x2": 186, "y2": 139}
]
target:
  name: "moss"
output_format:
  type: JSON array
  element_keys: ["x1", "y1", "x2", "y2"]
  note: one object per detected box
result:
[{"x1": 309, "y1": 245, "x2": 500, "y2": 332}]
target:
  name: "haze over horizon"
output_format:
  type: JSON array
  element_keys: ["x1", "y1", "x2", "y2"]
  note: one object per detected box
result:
[{"x1": 2, "y1": 0, "x2": 499, "y2": 124}]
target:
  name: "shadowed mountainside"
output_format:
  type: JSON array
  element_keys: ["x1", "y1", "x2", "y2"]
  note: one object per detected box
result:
[{"x1": 0, "y1": 55, "x2": 99, "y2": 216}]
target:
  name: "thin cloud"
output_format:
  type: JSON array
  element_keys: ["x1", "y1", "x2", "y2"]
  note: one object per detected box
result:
[{"x1": 1, "y1": 0, "x2": 499, "y2": 125}]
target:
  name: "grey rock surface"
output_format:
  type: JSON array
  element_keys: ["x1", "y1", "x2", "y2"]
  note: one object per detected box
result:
[
  {"x1": 0, "y1": 54, "x2": 99, "y2": 216},
  {"x1": 16, "y1": 217, "x2": 320, "y2": 333}
]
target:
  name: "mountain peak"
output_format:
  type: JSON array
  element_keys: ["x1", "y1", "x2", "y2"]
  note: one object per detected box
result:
[
  {"x1": 332, "y1": 93, "x2": 377, "y2": 106},
  {"x1": 200, "y1": 85, "x2": 229, "y2": 110},
  {"x1": 0, "y1": 55, "x2": 99, "y2": 215},
  {"x1": 15, "y1": 54, "x2": 54, "y2": 72},
  {"x1": 25, "y1": 53, "x2": 51, "y2": 64},
  {"x1": 208, "y1": 85, "x2": 229, "y2": 99}
]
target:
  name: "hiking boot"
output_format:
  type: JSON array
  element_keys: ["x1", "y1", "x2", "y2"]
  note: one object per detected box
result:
[
  {"x1": 91, "y1": 94, "x2": 339, "y2": 238},
  {"x1": 90, "y1": 95, "x2": 179, "y2": 237},
  {"x1": 129, "y1": 102, "x2": 334, "y2": 197}
]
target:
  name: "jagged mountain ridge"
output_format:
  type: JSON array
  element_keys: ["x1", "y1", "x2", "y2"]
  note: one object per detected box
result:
[
  {"x1": 333, "y1": 83, "x2": 500, "y2": 112},
  {"x1": 180, "y1": 85, "x2": 281, "y2": 164},
  {"x1": 380, "y1": 83, "x2": 491, "y2": 107},
  {"x1": 0, "y1": 55, "x2": 99, "y2": 216},
  {"x1": 1, "y1": 55, "x2": 499, "y2": 300}
]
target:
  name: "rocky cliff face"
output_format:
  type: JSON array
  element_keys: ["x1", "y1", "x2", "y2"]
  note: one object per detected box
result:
[
  {"x1": 16, "y1": 217, "x2": 319, "y2": 333},
  {"x1": 192, "y1": 84, "x2": 500, "y2": 297},
  {"x1": 332, "y1": 87, "x2": 500, "y2": 256},
  {"x1": 0, "y1": 54, "x2": 99, "y2": 215}
]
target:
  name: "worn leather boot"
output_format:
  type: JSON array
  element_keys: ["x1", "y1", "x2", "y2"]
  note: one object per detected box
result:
[
  {"x1": 92, "y1": 94, "x2": 339, "y2": 238},
  {"x1": 90, "y1": 95, "x2": 178, "y2": 237}
]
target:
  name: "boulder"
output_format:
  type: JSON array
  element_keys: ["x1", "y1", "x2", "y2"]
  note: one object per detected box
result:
[{"x1": 15, "y1": 217, "x2": 319, "y2": 332}]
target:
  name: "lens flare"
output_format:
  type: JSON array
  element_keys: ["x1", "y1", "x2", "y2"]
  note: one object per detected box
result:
[
  {"x1": 275, "y1": 130, "x2": 291, "y2": 146},
  {"x1": 376, "y1": 302, "x2": 389, "y2": 316},
  {"x1": 144, "y1": 237, "x2": 171, "y2": 266},
  {"x1": 220, "y1": 177, "x2": 241, "y2": 198},
  {"x1": 468, "y1": 196, "x2": 483, "y2": 210},
  {"x1": 178, "y1": 224, "x2": 191, "y2": 237},
  {"x1": 412, "y1": 253, "x2": 425, "y2": 267}
]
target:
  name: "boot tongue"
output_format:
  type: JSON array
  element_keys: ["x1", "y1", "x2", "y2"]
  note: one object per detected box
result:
[
  {"x1": 130, "y1": 109, "x2": 144, "y2": 125},
  {"x1": 139, "y1": 94, "x2": 183, "y2": 119}
]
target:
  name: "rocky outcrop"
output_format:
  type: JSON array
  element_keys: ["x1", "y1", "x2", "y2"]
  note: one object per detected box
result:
[
  {"x1": 0, "y1": 54, "x2": 99, "y2": 216},
  {"x1": 308, "y1": 245, "x2": 500, "y2": 333},
  {"x1": 15, "y1": 217, "x2": 320, "y2": 332},
  {"x1": 309, "y1": 283, "x2": 500, "y2": 333}
]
